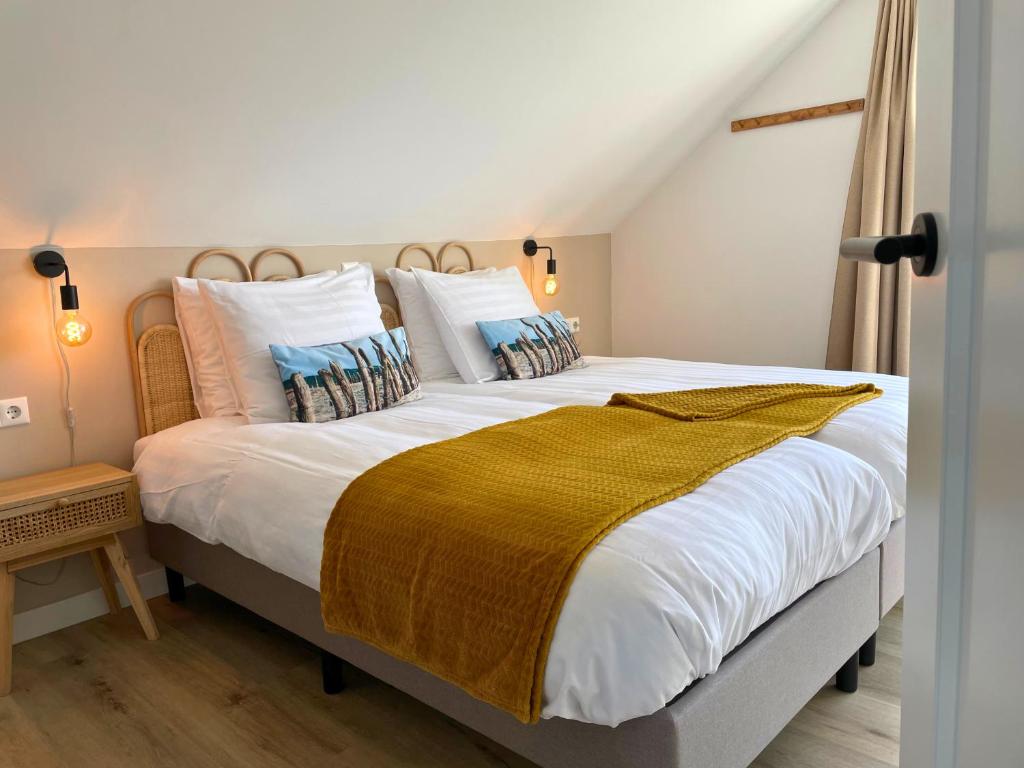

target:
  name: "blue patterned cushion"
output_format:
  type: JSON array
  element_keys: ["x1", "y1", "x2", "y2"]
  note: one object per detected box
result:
[
  {"x1": 270, "y1": 328, "x2": 421, "y2": 423},
  {"x1": 476, "y1": 311, "x2": 585, "y2": 380}
]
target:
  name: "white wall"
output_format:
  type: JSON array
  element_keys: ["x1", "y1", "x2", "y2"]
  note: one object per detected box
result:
[
  {"x1": 0, "y1": 0, "x2": 836, "y2": 249},
  {"x1": 611, "y1": 0, "x2": 877, "y2": 369}
]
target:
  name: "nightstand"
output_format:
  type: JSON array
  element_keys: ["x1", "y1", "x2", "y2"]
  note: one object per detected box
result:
[{"x1": 0, "y1": 463, "x2": 159, "y2": 696}]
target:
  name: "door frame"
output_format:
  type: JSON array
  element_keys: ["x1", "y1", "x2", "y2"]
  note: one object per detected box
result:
[{"x1": 902, "y1": 0, "x2": 987, "y2": 766}]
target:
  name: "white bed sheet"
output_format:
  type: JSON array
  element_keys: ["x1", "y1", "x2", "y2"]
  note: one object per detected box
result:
[{"x1": 133, "y1": 356, "x2": 900, "y2": 726}]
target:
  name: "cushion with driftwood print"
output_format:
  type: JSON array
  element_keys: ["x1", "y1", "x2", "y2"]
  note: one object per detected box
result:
[
  {"x1": 270, "y1": 327, "x2": 421, "y2": 423},
  {"x1": 475, "y1": 311, "x2": 585, "y2": 381}
]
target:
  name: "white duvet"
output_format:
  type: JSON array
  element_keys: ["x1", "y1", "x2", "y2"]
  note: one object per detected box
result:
[{"x1": 133, "y1": 356, "x2": 906, "y2": 726}]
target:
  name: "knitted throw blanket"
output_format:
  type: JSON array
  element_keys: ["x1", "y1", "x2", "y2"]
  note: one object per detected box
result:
[{"x1": 320, "y1": 382, "x2": 881, "y2": 723}]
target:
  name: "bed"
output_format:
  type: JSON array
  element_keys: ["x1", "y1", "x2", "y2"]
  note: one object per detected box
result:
[
  {"x1": 423, "y1": 355, "x2": 907, "y2": 620},
  {"x1": 128, "y1": 247, "x2": 906, "y2": 768}
]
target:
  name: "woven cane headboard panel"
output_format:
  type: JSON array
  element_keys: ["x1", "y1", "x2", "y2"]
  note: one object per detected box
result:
[
  {"x1": 130, "y1": 311, "x2": 199, "y2": 436},
  {"x1": 127, "y1": 243, "x2": 472, "y2": 436}
]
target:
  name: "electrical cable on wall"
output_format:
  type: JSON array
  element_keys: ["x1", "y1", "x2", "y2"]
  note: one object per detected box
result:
[
  {"x1": 22, "y1": 249, "x2": 93, "y2": 587},
  {"x1": 16, "y1": 278, "x2": 78, "y2": 587},
  {"x1": 14, "y1": 559, "x2": 66, "y2": 587},
  {"x1": 49, "y1": 278, "x2": 76, "y2": 467}
]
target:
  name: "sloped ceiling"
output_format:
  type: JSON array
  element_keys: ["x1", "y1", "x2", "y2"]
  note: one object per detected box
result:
[{"x1": 0, "y1": 0, "x2": 838, "y2": 248}]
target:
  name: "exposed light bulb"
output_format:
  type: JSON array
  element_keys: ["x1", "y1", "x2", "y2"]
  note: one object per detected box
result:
[
  {"x1": 56, "y1": 310, "x2": 92, "y2": 347},
  {"x1": 543, "y1": 274, "x2": 560, "y2": 296}
]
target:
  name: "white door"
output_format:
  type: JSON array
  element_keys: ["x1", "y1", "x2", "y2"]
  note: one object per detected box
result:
[{"x1": 902, "y1": 0, "x2": 1024, "y2": 766}]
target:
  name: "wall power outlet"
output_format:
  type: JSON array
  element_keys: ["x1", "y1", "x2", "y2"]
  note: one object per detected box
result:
[
  {"x1": 0, "y1": 397, "x2": 31, "y2": 428},
  {"x1": 564, "y1": 316, "x2": 581, "y2": 334}
]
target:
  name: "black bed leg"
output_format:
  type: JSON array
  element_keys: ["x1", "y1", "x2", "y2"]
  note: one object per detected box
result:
[
  {"x1": 165, "y1": 567, "x2": 186, "y2": 603},
  {"x1": 836, "y1": 652, "x2": 859, "y2": 693},
  {"x1": 321, "y1": 650, "x2": 346, "y2": 695},
  {"x1": 859, "y1": 633, "x2": 877, "y2": 667}
]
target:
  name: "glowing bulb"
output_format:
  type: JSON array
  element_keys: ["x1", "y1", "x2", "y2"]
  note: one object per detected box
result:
[
  {"x1": 56, "y1": 310, "x2": 92, "y2": 347},
  {"x1": 543, "y1": 274, "x2": 560, "y2": 296}
]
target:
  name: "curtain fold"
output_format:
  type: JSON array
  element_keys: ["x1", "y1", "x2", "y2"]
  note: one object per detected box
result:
[{"x1": 825, "y1": 0, "x2": 917, "y2": 375}]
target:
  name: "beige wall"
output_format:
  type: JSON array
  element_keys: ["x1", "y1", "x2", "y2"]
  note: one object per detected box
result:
[
  {"x1": 1, "y1": 234, "x2": 610, "y2": 613},
  {"x1": 611, "y1": 0, "x2": 876, "y2": 368}
]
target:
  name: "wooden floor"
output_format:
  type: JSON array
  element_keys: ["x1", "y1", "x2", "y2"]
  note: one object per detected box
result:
[{"x1": 1, "y1": 588, "x2": 901, "y2": 768}]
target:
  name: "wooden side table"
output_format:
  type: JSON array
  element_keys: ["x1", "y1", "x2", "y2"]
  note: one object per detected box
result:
[{"x1": 0, "y1": 463, "x2": 159, "y2": 695}]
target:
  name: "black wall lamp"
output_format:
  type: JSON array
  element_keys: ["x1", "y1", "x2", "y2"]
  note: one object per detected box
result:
[
  {"x1": 33, "y1": 249, "x2": 93, "y2": 346},
  {"x1": 523, "y1": 238, "x2": 559, "y2": 296}
]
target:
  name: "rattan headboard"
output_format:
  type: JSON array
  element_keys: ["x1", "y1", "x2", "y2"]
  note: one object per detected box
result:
[{"x1": 126, "y1": 243, "x2": 474, "y2": 437}]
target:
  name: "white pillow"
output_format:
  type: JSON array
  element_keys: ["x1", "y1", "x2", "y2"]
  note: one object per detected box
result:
[
  {"x1": 412, "y1": 266, "x2": 539, "y2": 384},
  {"x1": 200, "y1": 265, "x2": 384, "y2": 423},
  {"x1": 385, "y1": 267, "x2": 495, "y2": 381},
  {"x1": 172, "y1": 277, "x2": 240, "y2": 418}
]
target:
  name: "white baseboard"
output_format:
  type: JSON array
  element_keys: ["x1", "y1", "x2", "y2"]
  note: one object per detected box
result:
[{"x1": 13, "y1": 567, "x2": 191, "y2": 645}]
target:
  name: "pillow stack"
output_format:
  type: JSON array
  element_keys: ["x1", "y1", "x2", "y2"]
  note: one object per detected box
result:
[
  {"x1": 171, "y1": 257, "x2": 585, "y2": 425},
  {"x1": 172, "y1": 277, "x2": 241, "y2": 418},
  {"x1": 397, "y1": 266, "x2": 542, "y2": 383},
  {"x1": 173, "y1": 264, "x2": 385, "y2": 424},
  {"x1": 384, "y1": 266, "x2": 496, "y2": 381}
]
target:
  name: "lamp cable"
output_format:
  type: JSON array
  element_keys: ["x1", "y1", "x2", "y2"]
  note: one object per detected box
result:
[
  {"x1": 15, "y1": 281, "x2": 77, "y2": 587},
  {"x1": 14, "y1": 559, "x2": 67, "y2": 587},
  {"x1": 48, "y1": 278, "x2": 77, "y2": 467}
]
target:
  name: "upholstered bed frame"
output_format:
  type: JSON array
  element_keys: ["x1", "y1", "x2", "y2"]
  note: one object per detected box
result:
[{"x1": 128, "y1": 246, "x2": 901, "y2": 768}]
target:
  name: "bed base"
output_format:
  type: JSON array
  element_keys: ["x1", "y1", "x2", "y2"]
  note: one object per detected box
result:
[
  {"x1": 880, "y1": 516, "x2": 905, "y2": 615},
  {"x1": 167, "y1": 562, "x2": 872, "y2": 696},
  {"x1": 166, "y1": 563, "x2": 872, "y2": 696},
  {"x1": 147, "y1": 522, "x2": 879, "y2": 768}
]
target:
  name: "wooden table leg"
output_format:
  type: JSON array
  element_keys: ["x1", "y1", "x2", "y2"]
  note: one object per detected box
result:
[
  {"x1": 102, "y1": 535, "x2": 159, "y2": 641},
  {"x1": 0, "y1": 564, "x2": 13, "y2": 696},
  {"x1": 90, "y1": 549, "x2": 120, "y2": 616}
]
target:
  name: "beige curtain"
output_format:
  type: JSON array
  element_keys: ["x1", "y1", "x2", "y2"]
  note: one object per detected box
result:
[{"x1": 825, "y1": 0, "x2": 917, "y2": 375}]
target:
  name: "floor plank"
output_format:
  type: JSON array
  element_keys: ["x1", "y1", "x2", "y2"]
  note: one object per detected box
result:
[{"x1": 1, "y1": 591, "x2": 901, "y2": 768}]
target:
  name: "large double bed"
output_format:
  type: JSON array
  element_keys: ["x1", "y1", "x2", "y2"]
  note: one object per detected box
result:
[{"x1": 128, "y1": 248, "x2": 906, "y2": 768}]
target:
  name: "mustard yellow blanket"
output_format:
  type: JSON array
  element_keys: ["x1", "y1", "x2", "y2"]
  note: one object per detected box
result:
[{"x1": 320, "y1": 382, "x2": 880, "y2": 723}]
